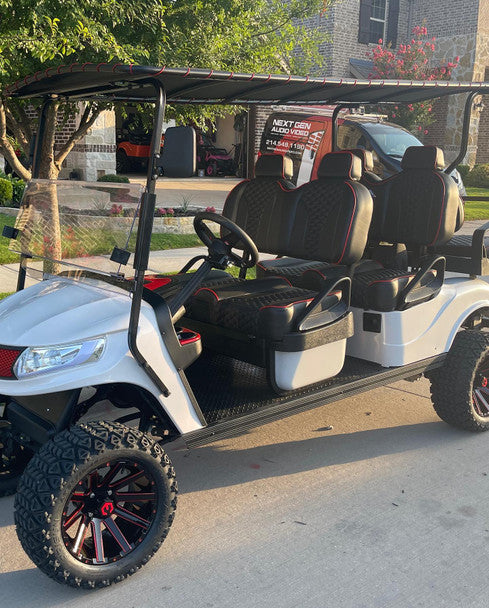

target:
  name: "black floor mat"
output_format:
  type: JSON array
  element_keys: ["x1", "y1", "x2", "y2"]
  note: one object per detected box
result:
[{"x1": 186, "y1": 351, "x2": 384, "y2": 424}]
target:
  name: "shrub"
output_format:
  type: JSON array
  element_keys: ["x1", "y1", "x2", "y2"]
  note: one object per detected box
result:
[
  {"x1": 97, "y1": 174, "x2": 130, "y2": 183},
  {"x1": 465, "y1": 164, "x2": 489, "y2": 188},
  {"x1": 457, "y1": 164, "x2": 471, "y2": 180},
  {"x1": 109, "y1": 204, "x2": 124, "y2": 216},
  {"x1": 0, "y1": 178, "x2": 13, "y2": 205}
]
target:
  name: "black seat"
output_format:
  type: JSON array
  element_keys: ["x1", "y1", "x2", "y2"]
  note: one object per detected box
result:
[
  {"x1": 187, "y1": 151, "x2": 373, "y2": 338},
  {"x1": 147, "y1": 153, "x2": 295, "y2": 301},
  {"x1": 350, "y1": 145, "x2": 460, "y2": 311},
  {"x1": 254, "y1": 150, "x2": 373, "y2": 286}
]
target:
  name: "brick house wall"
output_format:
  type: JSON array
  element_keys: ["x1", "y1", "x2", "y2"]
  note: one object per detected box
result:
[{"x1": 253, "y1": 0, "x2": 489, "y2": 167}]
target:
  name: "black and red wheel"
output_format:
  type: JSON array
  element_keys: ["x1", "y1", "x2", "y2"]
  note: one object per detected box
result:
[
  {"x1": 15, "y1": 421, "x2": 177, "y2": 588},
  {"x1": 429, "y1": 329, "x2": 489, "y2": 431}
]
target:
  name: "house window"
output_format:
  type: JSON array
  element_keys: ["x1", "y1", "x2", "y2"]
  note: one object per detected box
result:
[
  {"x1": 359, "y1": 0, "x2": 398, "y2": 46},
  {"x1": 370, "y1": 0, "x2": 387, "y2": 43}
]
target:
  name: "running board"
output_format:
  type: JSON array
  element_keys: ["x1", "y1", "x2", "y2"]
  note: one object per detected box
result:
[{"x1": 183, "y1": 354, "x2": 445, "y2": 448}]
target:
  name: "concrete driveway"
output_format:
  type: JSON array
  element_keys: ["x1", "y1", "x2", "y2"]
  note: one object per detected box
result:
[{"x1": 1, "y1": 377, "x2": 488, "y2": 607}]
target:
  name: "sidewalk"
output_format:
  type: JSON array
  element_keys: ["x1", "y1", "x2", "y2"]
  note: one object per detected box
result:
[
  {"x1": 126, "y1": 175, "x2": 241, "y2": 211},
  {"x1": 0, "y1": 220, "x2": 487, "y2": 294}
]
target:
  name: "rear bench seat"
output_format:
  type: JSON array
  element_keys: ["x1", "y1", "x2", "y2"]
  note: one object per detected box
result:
[
  {"x1": 253, "y1": 149, "x2": 380, "y2": 286},
  {"x1": 180, "y1": 152, "x2": 373, "y2": 392}
]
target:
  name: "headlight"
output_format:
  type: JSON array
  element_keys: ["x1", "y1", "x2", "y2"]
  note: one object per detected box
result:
[{"x1": 14, "y1": 337, "x2": 106, "y2": 378}]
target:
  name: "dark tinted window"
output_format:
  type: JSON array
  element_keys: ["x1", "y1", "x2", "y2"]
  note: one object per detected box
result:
[{"x1": 360, "y1": 123, "x2": 422, "y2": 158}]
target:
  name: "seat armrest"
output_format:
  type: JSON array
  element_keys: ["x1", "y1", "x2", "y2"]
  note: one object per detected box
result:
[
  {"x1": 398, "y1": 255, "x2": 445, "y2": 311},
  {"x1": 296, "y1": 275, "x2": 351, "y2": 332},
  {"x1": 471, "y1": 220, "x2": 489, "y2": 260}
]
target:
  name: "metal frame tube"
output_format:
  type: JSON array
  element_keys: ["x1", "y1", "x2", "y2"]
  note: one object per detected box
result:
[
  {"x1": 331, "y1": 104, "x2": 346, "y2": 151},
  {"x1": 127, "y1": 80, "x2": 171, "y2": 397},
  {"x1": 445, "y1": 92, "x2": 479, "y2": 175}
]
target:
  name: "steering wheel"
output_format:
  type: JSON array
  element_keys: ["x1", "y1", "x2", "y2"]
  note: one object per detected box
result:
[{"x1": 193, "y1": 211, "x2": 259, "y2": 269}]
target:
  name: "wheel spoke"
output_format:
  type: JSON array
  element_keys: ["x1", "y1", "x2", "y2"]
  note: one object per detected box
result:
[
  {"x1": 88, "y1": 471, "x2": 99, "y2": 492},
  {"x1": 91, "y1": 518, "x2": 105, "y2": 564},
  {"x1": 63, "y1": 505, "x2": 83, "y2": 529},
  {"x1": 104, "y1": 517, "x2": 132, "y2": 554},
  {"x1": 109, "y1": 469, "x2": 145, "y2": 489},
  {"x1": 474, "y1": 389, "x2": 489, "y2": 415},
  {"x1": 115, "y1": 491, "x2": 156, "y2": 502},
  {"x1": 114, "y1": 506, "x2": 151, "y2": 529},
  {"x1": 98, "y1": 462, "x2": 124, "y2": 488},
  {"x1": 72, "y1": 519, "x2": 88, "y2": 555}
]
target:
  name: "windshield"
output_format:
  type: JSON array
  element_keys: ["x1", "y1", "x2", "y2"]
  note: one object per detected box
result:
[
  {"x1": 8, "y1": 179, "x2": 143, "y2": 291},
  {"x1": 360, "y1": 122, "x2": 423, "y2": 158}
]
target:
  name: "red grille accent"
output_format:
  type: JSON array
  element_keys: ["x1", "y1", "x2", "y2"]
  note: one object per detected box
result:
[{"x1": 0, "y1": 348, "x2": 22, "y2": 378}]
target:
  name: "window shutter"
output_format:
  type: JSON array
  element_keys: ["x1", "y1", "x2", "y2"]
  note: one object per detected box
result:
[
  {"x1": 386, "y1": 0, "x2": 400, "y2": 46},
  {"x1": 358, "y1": 0, "x2": 373, "y2": 44}
]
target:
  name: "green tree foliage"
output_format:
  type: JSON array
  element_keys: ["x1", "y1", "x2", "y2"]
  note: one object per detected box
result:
[
  {"x1": 0, "y1": 0, "x2": 331, "y2": 180},
  {"x1": 366, "y1": 25, "x2": 459, "y2": 134}
]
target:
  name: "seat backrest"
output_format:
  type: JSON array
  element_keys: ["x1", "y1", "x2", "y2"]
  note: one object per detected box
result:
[
  {"x1": 223, "y1": 151, "x2": 373, "y2": 266},
  {"x1": 286, "y1": 151, "x2": 373, "y2": 264},
  {"x1": 369, "y1": 146, "x2": 459, "y2": 247},
  {"x1": 222, "y1": 153, "x2": 294, "y2": 251}
]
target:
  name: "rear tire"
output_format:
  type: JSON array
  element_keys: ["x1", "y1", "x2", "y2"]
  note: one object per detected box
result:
[
  {"x1": 116, "y1": 150, "x2": 130, "y2": 174},
  {"x1": 0, "y1": 426, "x2": 31, "y2": 497},
  {"x1": 429, "y1": 329, "x2": 489, "y2": 431},
  {"x1": 14, "y1": 420, "x2": 177, "y2": 588}
]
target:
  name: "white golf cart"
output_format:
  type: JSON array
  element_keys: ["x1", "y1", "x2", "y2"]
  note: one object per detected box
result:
[{"x1": 1, "y1": 65, "x2": 489, "y2": 589}]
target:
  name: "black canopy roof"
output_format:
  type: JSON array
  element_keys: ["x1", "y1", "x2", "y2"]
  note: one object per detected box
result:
[{"x1": 6, "y1": 63, "x2": 489, "y2": 105}]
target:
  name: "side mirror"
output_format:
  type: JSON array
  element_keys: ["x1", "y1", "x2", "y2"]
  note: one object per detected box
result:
[{"x1": 158, "y1": 126, "x2": 196, "y2": 177}]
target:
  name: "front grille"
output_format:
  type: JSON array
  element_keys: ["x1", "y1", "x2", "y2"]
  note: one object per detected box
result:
[{"x1": 0, "y1": 348, "x2": 23, "y2": 378}]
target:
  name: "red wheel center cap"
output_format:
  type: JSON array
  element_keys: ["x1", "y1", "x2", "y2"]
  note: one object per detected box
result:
[
  {"x1": 100, "y1": 501, "x2": 114, "y2": 517},
  {"x1": 482, "y1": 378, "x2": 488, "y2": 388}
]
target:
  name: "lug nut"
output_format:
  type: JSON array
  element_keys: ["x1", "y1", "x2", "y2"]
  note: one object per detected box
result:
[
  {"x1": 90, "y1": 493, "x2": 95, "y2": 499},
  {"x1": 107, "y1": 490, "x2": 113, "y2": 496}
]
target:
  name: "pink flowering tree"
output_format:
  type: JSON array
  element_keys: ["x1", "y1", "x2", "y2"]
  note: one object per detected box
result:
[{"x1": 367, "y1": 25, "x2": 460, "y2": 134}]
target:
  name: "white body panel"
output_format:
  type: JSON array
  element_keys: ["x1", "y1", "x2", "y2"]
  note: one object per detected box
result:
[
  {"x1": 0, "y1": 279, "x2": 204, "y2": 434},
  {"x1": 273, "y1": 339, "x2": 346, "y2": 390},
  {"x1": 346, "y1": 277, "x2": 489, "y2": 367}
]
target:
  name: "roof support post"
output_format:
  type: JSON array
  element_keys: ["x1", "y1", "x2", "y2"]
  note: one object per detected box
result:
[
  {"x1": 128, "y1": 79, "x2": 171, "y2": 397},
  {"x1": 445, "y1": 92, "x2": 479, "y2": 174},
  {"x1": 16, "y1": 96, "x2": 56, "y2": 292},
  {"x1": 331, "y1": 105, "x2": 347, "y2": 151}
]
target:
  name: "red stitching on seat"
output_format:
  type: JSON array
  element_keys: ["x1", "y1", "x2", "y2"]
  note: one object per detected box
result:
[
  {"x1": 336, "y1": 181, "x2": 357, "y2": 264},
  {"x1": 194, "y1": 287, "x2": 219, "y2": 300},
  {"x1": 275, "y1": 276, "x2": 292, "y2": 286},
  {"x1": 303, "y1": 268, "x2": 326, "y2": 279}
]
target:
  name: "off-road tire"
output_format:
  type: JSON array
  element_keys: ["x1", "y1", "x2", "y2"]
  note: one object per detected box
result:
[
  {"x1": 429, "y1": 329, "x2": 489, "y2": 431},
  {"x1": 116, "y1": 150, "x2": 130, "y2": 174},
  {"x1": 14, "y1": 420, "x2": 177, "y2": 589}
]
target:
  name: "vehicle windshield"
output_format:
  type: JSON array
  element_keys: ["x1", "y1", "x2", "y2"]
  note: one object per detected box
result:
[
  {"x1": 8, "y1": 179, "x2": 144, "y2": 292},
  {"x1": 360, "y1": 122, "x2": 423, "y2": 158}
]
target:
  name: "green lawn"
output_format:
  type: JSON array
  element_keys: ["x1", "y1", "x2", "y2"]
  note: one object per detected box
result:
[
  {"x1": 463, "y1": 187, "x2": 489, "y2": 220},
  {"x1": 0, "y1": 212, "x2": 203, "y2": 265}
]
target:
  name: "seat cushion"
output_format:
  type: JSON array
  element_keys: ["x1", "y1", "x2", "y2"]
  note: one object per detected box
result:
[
  {"x1": 351, "y1": 266, "x2": 439, "y2": 312},
  {"x1": 256, "y1": 257, "x2": 330, "y2": 283},
  {"x1": 257, "y1": 256, "x2": 382, "y2": 290},
  {"x1": 351, "y1": 268, "x2": 415, "y2": 312},
  {"x1": 147, "y1": 269, "x2": 237, "y2": 300},
  {"x1": 434, "y1": 233, "x2": 489, "y2": 258},
  {"x1": 186, "y1": 278, "x2": 331, "y2": 341}
]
